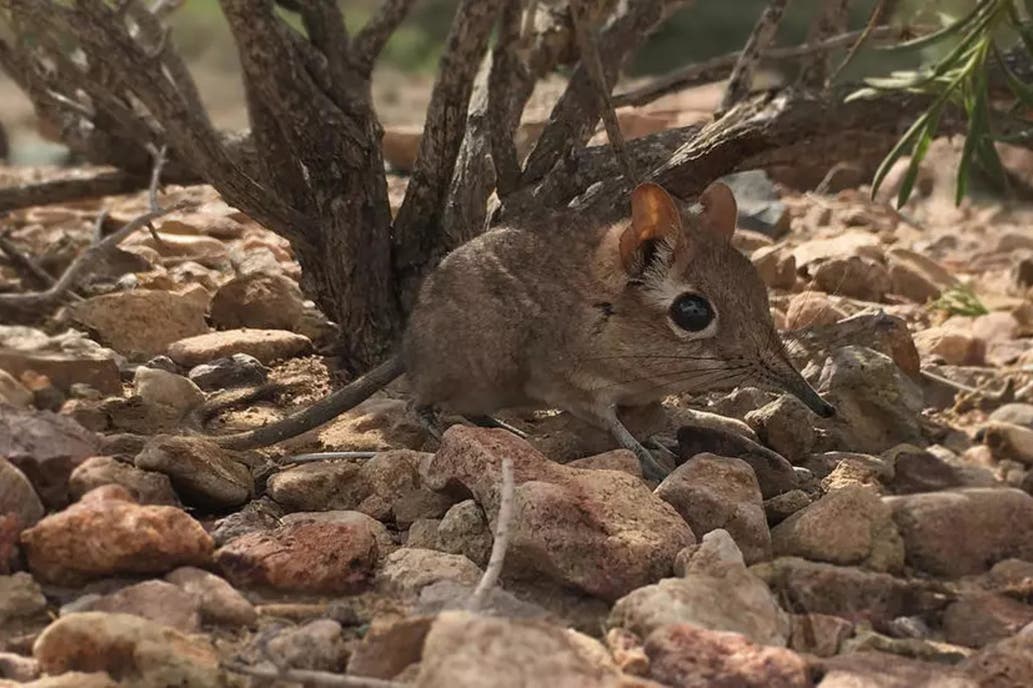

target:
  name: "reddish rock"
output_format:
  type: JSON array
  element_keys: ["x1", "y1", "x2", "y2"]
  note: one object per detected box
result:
[
  {"x1": 0, "y1": 407, "x2": 99, "y2": 508},
  {"x1": 85, "y1": 580, "x2": 201, "y2": 633},
  {"x1": 68, "y1": 289, "x2": 209, "y2": 358},
  {"x1": 645, "y1": 623, "x2": 809, "y2": 688},
  {"x1": 943, "y1": 593, "x2": 1033, "y2": 648},
  {"x1": 819, "y1": 650, "x2": 976, "y2": 687},
  {"x1": 785, "y1": 291, "x2": 845, "y2": 330},
  {"x1": 167, "y1": 329, "x2": 311, "y2": 366},
  {"x1": 20, "y1": 486, "x2": 213, "y2": 585},
  {"x1": 656, "y1": 454, "x2": 771, "y2": 564},
  {"x1": 961, "y1": 632, "x2": 1033, "y2": 688},
  {"x1": 424, "y1": 427, "x2": 694, "y2": 601},
  {"x1": 0, "y1": 458, "x2": 44, "y2": 527},
  {"x1": 215, "y1": 511, "x2": 380, "y2": 593},
  {"x1": 209, "y1": 273, "x2": 306, "y2": 331},
  {"x1": 886, "y1": 488, "x2": 1033, "y2": 578}
]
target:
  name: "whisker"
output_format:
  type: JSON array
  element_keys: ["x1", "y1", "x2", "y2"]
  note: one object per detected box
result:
[{"x1": 588, "y1": 362, "x2": 753, "y2": 392}]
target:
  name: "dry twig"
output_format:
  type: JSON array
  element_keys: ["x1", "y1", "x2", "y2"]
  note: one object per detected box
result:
[
  {"x1": 570, "y1": 0, "x2": 639, "y2": 183},
  {"x1": 0, "y1": 149, "x2": 188, "y2": 312},
  {"x1": 721, "y1": 0, "x2": 790, "y2": 112},
  {"x1": 613, "y1": 25, "x2": 904, "y2": 108},
  {"x1": 467, "y1": 454, "x2": 516, "y2": 612},
  {"x1": 222, "y1": 661, "x2": 405, "y2": 688}
]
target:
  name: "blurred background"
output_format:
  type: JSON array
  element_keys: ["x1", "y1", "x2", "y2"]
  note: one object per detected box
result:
[{"x1": 0, "y1": 0, "x2": 958, "y2": 164}]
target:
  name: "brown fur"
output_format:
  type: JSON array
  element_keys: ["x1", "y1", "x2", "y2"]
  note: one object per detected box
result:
[{"x1": 404, "y1": 182, "x2": 830, "y2": 432}]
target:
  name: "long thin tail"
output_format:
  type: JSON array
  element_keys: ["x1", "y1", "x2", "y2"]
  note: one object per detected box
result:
[{"x1": 212, "y1": 355, "x2": 406, "y2": 450}]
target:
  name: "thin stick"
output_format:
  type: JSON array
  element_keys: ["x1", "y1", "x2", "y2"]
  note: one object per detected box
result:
[
  {"x1": 467, "y1": 454, "x2": 515, "y2": 612},
  {"x1": 570, "y1": 0, "x2": 639, "y2": 184},
  {"x1": 721, "y1": 0, "x2": 790, "y2": 112},
  {"x1": 0, "y1": 149, "x2": 188, "y2": 311},
  {"x1": 222, "y1": 661, "x2": 405, "y2": 688},
  {"x1": 829, "y1": 0, "x2": 890, "y2": 83},
  {"x1": 0, "y1": 230, "x2": 56, "y2": 289},
  {"x1": 613, "y1": 25, "x2": 902, "y2": 109}
]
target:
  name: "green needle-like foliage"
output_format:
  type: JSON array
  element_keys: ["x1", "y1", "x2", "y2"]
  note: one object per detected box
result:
[{"x1": 850, "y1": 0, "x2": 1033, "y2": 207}]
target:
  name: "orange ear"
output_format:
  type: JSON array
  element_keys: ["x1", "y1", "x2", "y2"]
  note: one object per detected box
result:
[
  {"x1": 620, "y1": 182, "x2": 683, "y2": 271},
  {"x1": 698, "y1": 181, "x2": 738, "y2": 241}
]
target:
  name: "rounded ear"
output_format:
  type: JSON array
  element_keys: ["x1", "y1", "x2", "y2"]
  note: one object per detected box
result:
[
  {"x1": 698, "y1": 181, "x2": 738, "y2": 241},
  {"x1": 620, "y1": 182, "x2": 684, "y2": 271}
]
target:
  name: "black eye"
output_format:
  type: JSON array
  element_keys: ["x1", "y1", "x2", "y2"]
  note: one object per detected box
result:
[{"x1": 669, "y1": 293, "x2": 714, "y2": 332}]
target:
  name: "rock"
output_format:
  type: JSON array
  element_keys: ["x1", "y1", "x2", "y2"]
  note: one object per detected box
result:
[
  {"x1": 209, "y1": 273, "x2": 306, "y2": 331},
  {"x1": 789, "y1": 613, "x2": 853, "y2": 657},
  {"x1": 0, "y1": 458, "x2": 44, "y2": 527},
  {"x1": 789, "y1": 311, "x2": 921, "y2": 379},
  {"x1": 32, "y1": 612, "x2": 221, "y2": 688},
  {"x1": 0, "y1": 572, "x2": 47, "y2": 625},
  {"x1": 68, "y1": 456, "x2": 179, "y2": 506},
  {"x1": 20, "y1": 486, "x2": 213, "y2": 585},
  {"x1": 785, "y1": 291, "x2": 846, "y2": 329},
  {"x1": 817, "y1": 346, "x2": 925, "y2": 454},
  {"x1": 888, "y1": 248, "x2": 958, "y2": 303},
  {"x1": 656, "y1": 454, "x2": 771, "y2": 564},
  {"x1": 132, "y1": 367, "x2": 204, "y2": 420},
  {"x1": 645, "y1": 624, "x2": 809, "y2": 688},
  {"x1": 676, "y1": 425, "x2": 799, "y2": 499},
  {"x1": 914, "y1": 326, "x2": 986, "y2": 366},
  {"x1": 818, "y1": 651, "x2": 977, "y2": 687},
  {"x1": 376, "y1": 548, "x2": 482, "y2": 596},
  {"x1": 165, "y1": 566, "x2": 257, "y2": 627},
  {"x1": 745, "y1": 396, "x2": 816, "y2": 462},
  {"x1": 135, "y1": 436, "x2": 253, "y2": 509},
  {"x1": 425, "y1": 427, "x2": 693, "y2": 601},
  {"x1": 752, "y1": 243, "x2": 797, "y2": 289},
  {"x1": 793, "y1": 231, "x2": 881, "y2": 268},
  {"x1": 0, "y1": 407, "x2": 99, "y2": 509},
  {"x1": 764, "y1": 489, "x2": 811, "y2": 525},
  {"x1": 167, "y1": 329, "x2": 312, "y2": 366},
  {"x1": 209, "y1": 497, "x2": 283, "y2": 546},
  {"x1": 943, "y1": 593, "x2": 1033, "y2": 648},
  {"x1": 820, "y1": 453, "x2": 891, "y2": 492},
  {"x1": 721, "y1": 170, "x2": 791, "y2": 238},
  {"x1": 0, "y1": 514, "x2": 19, "y2": 574},
  {"x1": 811, "y1": 255, "x2": 890, "y2": 302},
  {"x1": 436, "y1": 499, "x2": 493, "y2": 567},
  {"x1": 0, "y1": 652, "x2": 39, "y2": 681},
  {"x1": 771, "y1": 486, "x2": 904, "y2": 572},
  {"x1": 604, "y1": 627, "x2": 649, "y2": 676},
  {"x1": 348, "y1": 615, "x2": 433, "y2": 680},
  {"x1": 415, "y1": 611, "x2": 626, "y2": 688},
  {"x1": 990, "y1": 403, "x2": 1033, "y2": 429},
  {"x1": 567, "y1": 449, "x2": 642, "y2": 477},
  {"x1": 607, "y1": 565, "x2": 790, "y2": 646},
  {"x1": 886, "y1": 488, "x2": 1033, "y2": 577},
  {"x1": 0, "y1": 326, "x2": 121, "y2": 395},
  {"x1": 265, "y1": 619, "x2": 347, "y2": 672},
  {"x1": 752, "y1": 557, "x2": 927, "y2": 623},
  {"x1": 187, "y1": 354, "x2": 268, "y2": 390},
  {"x1": 674, "y1": 528, "x2": 748, "y2": 577},
  {"x1": 267, "y1": 450, "x2": 451, "y2": 526},
  {"x1": 960, "y1": 632, "x2": 1033, "y2": 688},
  {"x1": 68, "y1": 289, "x2": 209, "y2": 358},
  {"x1": 0, "y1": 370, "x2": 31, "y2": 408},
  {"x1": 84, "y1": 580, "x2": 201, "y2": 633},
  {"x1": 885, "y1": 445, "x2": 964, "y2": 494},
  {"x1": 215, "y1": 510, "x2": 381, "y2": 593},
  {"x1": 0, "y1": 672, "x2": 118, "y2": 688},
  {"x1": 752, "y1": 246, "x2": 797, "y2": 290},
  {"x1": 981, "y1": 421, "x2": 1033, "y2": 466}
]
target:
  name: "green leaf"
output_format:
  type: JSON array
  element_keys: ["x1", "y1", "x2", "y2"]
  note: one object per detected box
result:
[
  {"x1": 898, "y1": 108, "x2": 943, "y2": 207},
  {"x1": 1007, "y1": 1, "x2": 1033, "y2": 55},
  {"x1": 881, "y1": 0, "x2": 996, "y2": 52}
]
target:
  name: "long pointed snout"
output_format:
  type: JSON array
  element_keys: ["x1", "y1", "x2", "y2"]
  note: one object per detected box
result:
[{"x1": 769, "y1": 358, "x2": 836, "y2": 418}]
